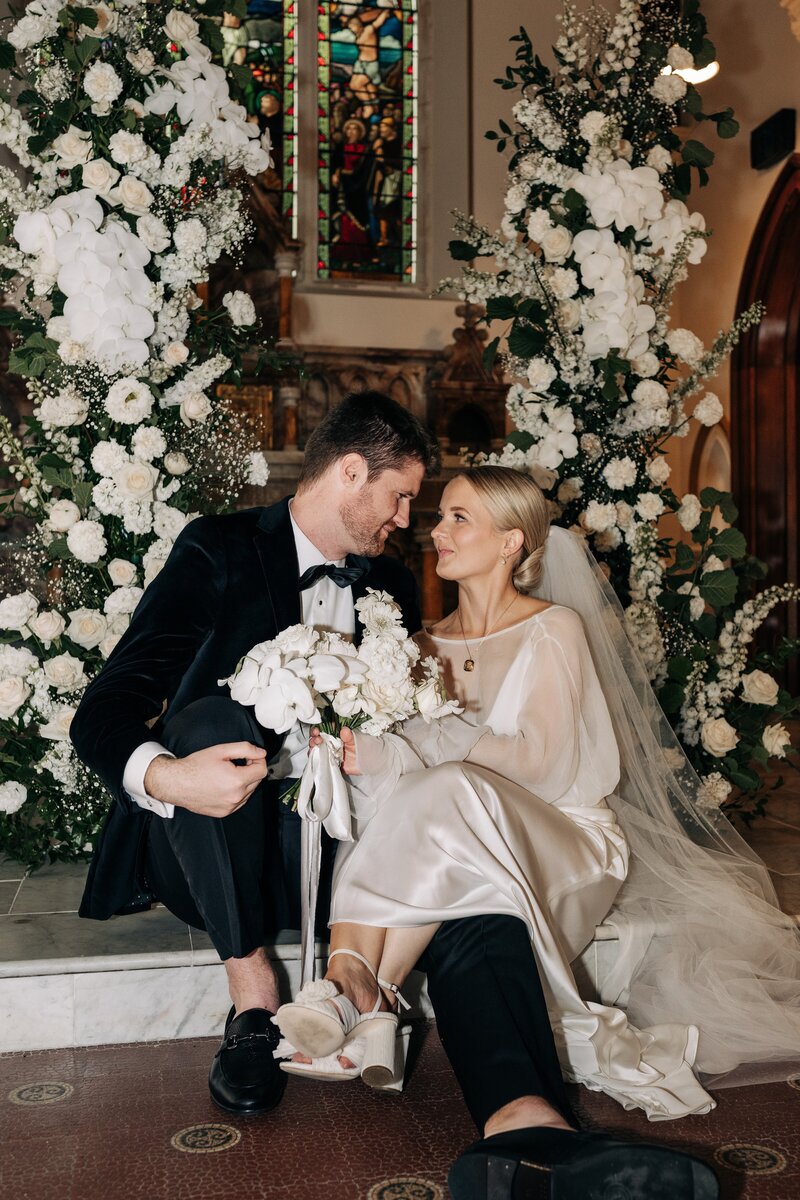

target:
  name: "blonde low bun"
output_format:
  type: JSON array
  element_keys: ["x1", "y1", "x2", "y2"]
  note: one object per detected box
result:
[{"x1": 453, "y1": 465, "x2": 551, "y2": 594}]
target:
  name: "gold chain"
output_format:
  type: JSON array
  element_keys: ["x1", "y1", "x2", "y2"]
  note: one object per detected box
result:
[{"x1": 457, "y1": 593, "x2": 518, "y2": 672}]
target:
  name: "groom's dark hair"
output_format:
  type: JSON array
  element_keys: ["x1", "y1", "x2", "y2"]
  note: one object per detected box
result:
[{"x1": 297, "y1": 390, "x2": 440, "y2": 488}]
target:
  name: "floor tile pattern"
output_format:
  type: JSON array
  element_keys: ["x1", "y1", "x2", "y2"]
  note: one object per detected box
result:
[{"x1": 1, "y1": 1024, "x2": 799, "y2": 1200}]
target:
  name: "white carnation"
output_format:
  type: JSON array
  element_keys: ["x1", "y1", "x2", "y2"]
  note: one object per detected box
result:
[
  {"x1": 583, "y1": 500, "x2": 618, "y2": 533},
  {"x1": 651, "y1": 72, "x2": 687, "y2": 104},
  {"x1": 104, "y1": 586, "x2": 144, "y2": 616},
  {"x1": 91, "y1": 439, "x2": 129, "y2": 477},
  {"x1": 131, "y1": 425, "x2": 167, "y2": 462},
  {"x1": 223, "y1": 290, "x2": 257, "y2": 327},
  {"x1": 631, "y1": 351, "x2": 660, "y2": 378},
  {"x1": 0, "y1": 591, "x2": 39, "y2": 632},
  {"x1": 696, "y1": 771, "x2": 731, "y2": 811},
  {"x1": 66, "y1": 519, "x2": 107, "y2": 564},
  {"x1": 666, "y1": 327, "x2": 704, "y2": 365},
  {"x1": 108, "y1": 130, "x2": 148, "y2": 165},
  {"x1": 526, "y1": 357, "x2": 557, "y2": 393},
  {"x1": 667, "y1": 45, "x2": 694, "y2": 70},
  {"x1": 646, "y1": 456, "x2": 671, "y2": 485},
  {"x1": 0, "y1": 781, "x2": 27, "y2": 814},
  {"x1": 83, "y1": 62, "x2": 123, "y2": 111},
  {"x1": 693, "y1": 393, "x2": 723, "y2": 426},
  {"x1": 676, "y1": 493, "x2": 702, "y2": 531},
  {"x1": 635, "y1": 492, "x2": 665, "y2": 521},
  {"x1": 602, "y1": 456, "x2": 637, "y2": 490}
]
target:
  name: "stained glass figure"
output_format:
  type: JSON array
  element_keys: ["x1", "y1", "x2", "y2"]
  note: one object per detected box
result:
[
  {"x1": 317, "y1": 2, "x2": 418, "y2": 283},
  {"x1": 222, "y1": 1, "x2": 298, "y2": 235}
]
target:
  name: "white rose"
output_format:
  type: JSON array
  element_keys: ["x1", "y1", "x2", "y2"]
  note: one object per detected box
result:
[
  {"x1": 99, "y1": 631, "x2": 124, "y2": 658},
  {"x1": 651, "y1": 72, "x2": 687, "y2": 105},
  {"x1": 52, "y1": 126, "x2": 92, "y2": 169},
  {"x1": 163, "y1": 451, "x2": 191, "y2": 476},
  {"x1": 43, "y1": 652, "x2": 87, "y2": 694},
  {"x1": 113, "y1": 176, "x2": 154, "y2": 216},
  {"x1": 107, "y1": 559, "x2": 138, "y2": 587},
  {"x1": 694, "y1": 393, "x2": 724, "y2": 426},
  {"x1": 741, "y1": 670, "x2": 779, "y2": 707},
  {"x1": 104, "y1": 378, "x2": 154, "y2": 425},
  {"x1": 0, "y1": 591, "x2": 39, "y2": 632},
  {"x1": 701, "y1": 717, "x2": 739, "y2": 758},
  {"x1": 0, "y1": 676, "x2": 31, "y2": 719},
  {"x1": 763, "y1": 723, "x2": 792, "y2": 759},
  {"x1": 180, "y1": 391, "x2": 212, "y2": 426},
  {"x1": 635, "y1": 492, "x2": 665, "y2": 521},
  {"x1": 526, "y1": 357, "x2": 558, "y2": 393},
  {"x1": 163, "y1": 342, "x2": 189, "y2": 367},
  {"x1": 66, "y1": 520, "x2": 107, "y2": 564},
  {"x1": 540, "y1": 225, "x2": 573, "y2": 263},
  {"x1": 667, "y1": 45, "x2": 694, "y2": 70},
  {"x1": 28, "y1": 611, "x2": 65, "y2": 646},
  {"x1": 80, "y1": 3, "x2": 118, "y2": 38},
  {"x1": 222, "y1": 290, "x2": 257, "y2": 327},
  {"x1": 602, "y1": 457, "x2": 637, "y2": 490},
  {"x1": 0, "y1": 781, "x2": 27, "y2": 814},
  {"x1": 48, "y1": 499, "x2": 82, "y2": 532},
  {"x1": 117, "y1": 461, "x2": 159, "y2": 502},
  {"x1": 66, "y1": 607, "x2": 108, "y2": 650},
  {"x1": 39, "y1": 704, "x2": 77, "y2": 741},
  {"x1": 124, "y1": 98, "x2": 146, "y2": 120},
  {"x1": 676, "y1": 493, "x2": 702, "y2": 531},
  {"x1": 164, "y1": 8, "x2": 200, "y2": 43},
  {"x1": 82, "y1": 158, "x2": 120, "y2": 197},
  {"x1": 646, "y1": 456, "x2": 671, "y2": 485}
]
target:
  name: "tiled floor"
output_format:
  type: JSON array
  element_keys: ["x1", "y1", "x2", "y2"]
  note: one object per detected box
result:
[{"x1": 1, "y1": 1024, "x2": 798, "y2": 1200}]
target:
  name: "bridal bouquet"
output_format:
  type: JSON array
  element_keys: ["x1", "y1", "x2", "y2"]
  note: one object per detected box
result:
[{"x1": 221, "y1": 588, "x2": 460, "y2": 809}]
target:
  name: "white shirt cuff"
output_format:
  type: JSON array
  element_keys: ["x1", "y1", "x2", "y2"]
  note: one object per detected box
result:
[{"x1": 123, "y1": 741, "x2": 176, "y2": 819}]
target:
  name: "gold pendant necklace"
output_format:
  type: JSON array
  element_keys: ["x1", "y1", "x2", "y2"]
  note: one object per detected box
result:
[{"x1": 457, "y1": 594, "x2": 518, "y2": 672}]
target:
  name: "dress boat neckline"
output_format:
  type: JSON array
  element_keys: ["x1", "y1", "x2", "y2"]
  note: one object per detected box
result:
[{"x1": 424, "y1": 603, "x2": 563, "y2": 644}]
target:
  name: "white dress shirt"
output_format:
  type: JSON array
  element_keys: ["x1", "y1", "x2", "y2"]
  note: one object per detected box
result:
[{"x1": 122, "y1": 505, "x2": 356, "y2": 818}]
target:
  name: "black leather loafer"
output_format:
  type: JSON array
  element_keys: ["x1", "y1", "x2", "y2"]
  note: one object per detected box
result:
[
  {"x1": 208, "y1": 1006, "x2": 287, "y2": 1116},
  {"x1": 448, "y1": 1127, "x2": 719, "y2": 1200}
]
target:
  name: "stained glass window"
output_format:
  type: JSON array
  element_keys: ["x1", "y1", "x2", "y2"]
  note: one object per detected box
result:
[
  {"x1": 222, "y1": 1, "x2": 299, "y2": 235},
  {"x1": 316, "y1": 2, "x2": 418, "y2": 283}
]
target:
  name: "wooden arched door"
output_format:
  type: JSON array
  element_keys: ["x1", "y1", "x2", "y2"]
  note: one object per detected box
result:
[{"x1": 731, "y1": 154, "x2": 800, "y2": 677}]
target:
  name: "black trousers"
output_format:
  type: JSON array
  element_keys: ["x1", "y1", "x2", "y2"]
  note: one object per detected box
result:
[{"x1": 143, "y1": 696, "x2": 575, "y2": 1130}]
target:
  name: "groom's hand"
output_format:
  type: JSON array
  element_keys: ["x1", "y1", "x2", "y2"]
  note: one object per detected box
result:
[{"x1": 144, "y1": 743, "x2": 268, "y2": 816}]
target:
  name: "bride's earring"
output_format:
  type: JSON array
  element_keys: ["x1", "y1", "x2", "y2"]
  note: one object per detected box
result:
[{"x1": 501, "y1": 554, "x2": 507, "y2": 565}]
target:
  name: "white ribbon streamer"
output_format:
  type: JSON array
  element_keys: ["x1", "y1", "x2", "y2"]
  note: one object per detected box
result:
[{"x1": 297, "y1": 732, "x2": 353, "y2": 984}]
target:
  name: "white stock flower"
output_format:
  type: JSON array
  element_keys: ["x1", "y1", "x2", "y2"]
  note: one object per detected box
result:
[
  {"x1": 52, "y1": 126, "x2": 93, "y2": 168},
  {"x1": 583, "y1": 501, "x2": 618, "y2": 533},
  {"x1": 163, "y1": 451, "x2": 191, "y2": 476},
  {"x1": 701, "y1": 717, "x2": 739, "y2": 758},
  {"x1": 117, "y1": 460, "x2": 159, "y2": 502},
  {"x1": 43, "y1": 652, "x2": 87, "y2": 693},
  {"x1": 223, "y1": 290, "x2": 256, "y2": 327},
  {"x1": 666, "y1": 327, "x2": 704, "y2": 365},
  {"x1": 0, "y1": 591, "x2": 39, "y2": 632},
  {"x1": 676, "y1": 493, "x2": 702, "y2": 531},
  {"x1": 132, "y1": 426, "x2": 167, "y2": 462},
  {"x1": 763, "y1": 723, "x2": 792, "y2": 758},
  {"x1": 646, "y1": 457, "x2": 671, "y2": 485},
  {"x1": 602, "y1": 457, "x2": 637, "y2": 490},
  {"x1": 0, "y1": 781, "x2": 27, "y2": 813},
  {"x1": 66, "y1": 519, "x2": 107, "y2": 564},
  {"x1": 104, "y1": 378, "x2": 155, "y2": 425},
  {"x1": 0, "y1": 676, "x2": 31, "y2": 719},
  {"x1": 39, "y1": 704, "x2": 77, "y2": 741},
  {"x1": 741, "y1": 670, "x2": 779, "y2": 707},
  {"x1": 651, "y1": 72, "x2": 687, "y2": 104},
  {"x1": 48, "y1": 500, "x2": 82, "y2": 533},
  {"x1": 28, "y1": 611, "x2": 65, "y2": 646},
  {"x1": 180, "y1": 391, "x2": 212, "y2": 425},
  {"x1": 635, "y1": 492, "x2": 665, "y2": 521},
  {"x1": 694, "y1": 393, "x2": 723, "y2": 426},
  {"x1": 108, "y1": 559, "x2": 138, "y2": 587}
]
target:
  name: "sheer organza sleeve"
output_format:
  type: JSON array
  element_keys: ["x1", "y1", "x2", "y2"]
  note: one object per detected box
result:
[{"x1": 464, "y1": 609, "x2": 620, "y2": 807}]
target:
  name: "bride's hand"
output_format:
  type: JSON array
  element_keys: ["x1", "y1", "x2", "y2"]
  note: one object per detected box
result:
[{"x1": 308, "y1": 726, "x2": 361, "y2": 776}]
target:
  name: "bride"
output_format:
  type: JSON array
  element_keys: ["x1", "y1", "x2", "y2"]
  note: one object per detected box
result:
[{"x1": 276, "y1": 465, "x2": 800, "y2": 1125}]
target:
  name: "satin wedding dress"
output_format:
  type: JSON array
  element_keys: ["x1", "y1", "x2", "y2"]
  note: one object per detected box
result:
[{"x1": 330, "y1": 603, "x2": 716, "y2": 1121}]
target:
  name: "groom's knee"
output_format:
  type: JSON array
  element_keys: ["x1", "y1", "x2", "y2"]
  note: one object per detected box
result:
[{"x1": 161, "y1": 695, "x2": 264, "y2": 757}]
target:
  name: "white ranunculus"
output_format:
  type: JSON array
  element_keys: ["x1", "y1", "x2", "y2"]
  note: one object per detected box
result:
[
  {"x1": 104, "y1": 586, "x2": 143, "y2": 617},
  {"x1": 666, "y1": 327, "x2": 704, "y2": 365},
  {"x1": 0, "y1": 781, "x2": 27, "y2": 814},
  {"x1": 112, "y1": 176, "x2": 154, "y2": 215},
  {"x1": 583, "y1": 500, "x2": 618, "y2": 533},
  {"x1": 67, "y1": 520, "x2": 107, "y2": 564},
  {"x1": 540, "y1": 225, "x2": 572, "y2": 262},
  {"x1": 651, "y1": 72, "x2": 687, "y2": 104},
  {"x1": 602, "y1": 456, "x2": 637, "y2": 490},
  {"x1": 180, "y1": 391, "x2": 212, "y2": 426},
  {"x1": 108, "y1": 559, "x2": 138, "y2": 587},
  {"x1": 0, "y1": 591, "x2": 39, "y2": 632},
  {"x1": 28, "y1": 611, "x2": 65, "y2": 647},
  {"x1": 741, "y1": 670, "x2": 779, "y2": 707},
  {"x1": 694, "y1": 393, "x2": 723, "y2": 426},
  {"x1": 104, "y1": 378, "x2": 154, "y2": 424},
  {"x1": 526, "y1": 357, "x2": 558, "y2": 393},
  {"x1": 164, "y1": 8, "x2": 200, "y2": 44},
  {"x1": 52, "y1": 125, "x2": 93, "y2": 169},
  {"x1": 701, "y1": 717, "x2": 739, "y2": 758},
  {"x1": 83, "y1": 62, "x2": 123, "y2": 108},
  {"x1": 66, "y1": 607, "x2": 108, "y2": 650},
  {"x1": 763, "y1": 723, "x2": 792, "y2": 758},
  {"x1": 163, "y1": 451, "x2": 191, "y2": 476},
  {"x1": 676, "y1": 493, "x2": 702, "y2": 531},
  {"x1": 222, "y1": 290, "x2": 256, "y2": 327},
  {"x1": 43, "y1": 652, "x2": 87, "y2": 694},
  {"x1": 0, "y1": 676, "x2": 31, "y2": 719},
  {"x1": 82, "y1": 158, "x2": 121, "y2": 197},
  {"x1": 48, "y1": 499, "x2": 82, "y2": 533},
  {"x1": 635, "y1": 492, "x2": 665, "y2": 521},
  {"x1": 39, "y1": 704, "x2": 77, "y2": 741},
  {"x1": 163, "y1": 342, "x2": 189, "y2": 367},
  {"x1": 117, "y1": 461, "x2": 159, "y2": 502},
  {"x1": 667, "y1": 45, "x2": 694, "y2": 70},
  {"x1": 38, "y1": 387, "x2": 90, "y2": 428}
]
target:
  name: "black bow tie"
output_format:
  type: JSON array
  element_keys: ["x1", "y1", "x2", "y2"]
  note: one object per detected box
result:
[{"x1": 298, "y1": 558, "x2": 370, "y2": 591}]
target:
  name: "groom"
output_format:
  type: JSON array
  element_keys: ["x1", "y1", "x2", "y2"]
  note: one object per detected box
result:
[{"x1": 71, "y1": 391, "x2": 708, "y2": 1200}]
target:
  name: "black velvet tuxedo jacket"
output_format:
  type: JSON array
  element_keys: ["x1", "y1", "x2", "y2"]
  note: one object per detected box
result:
[{"x1": 71, "y1": 497, "x2": 421, "y2": 920}]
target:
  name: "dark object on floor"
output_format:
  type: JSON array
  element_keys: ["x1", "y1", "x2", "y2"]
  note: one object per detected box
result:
[{"x1": 208, "y1": 1006, "x2": 286, "y2": 1116}]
